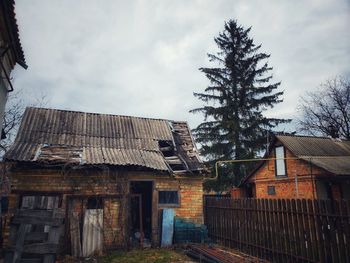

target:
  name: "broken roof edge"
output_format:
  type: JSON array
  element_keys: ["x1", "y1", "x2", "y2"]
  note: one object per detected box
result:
[
  {"x1": 173, "y1": 120, "x2": 203, "y2": 162},
  {"x1": 4, "y1": 158, "x2": 171, "y2": 173},
  {"x1": 5, "y1": 158, "x2": 205, "y2": 176}
]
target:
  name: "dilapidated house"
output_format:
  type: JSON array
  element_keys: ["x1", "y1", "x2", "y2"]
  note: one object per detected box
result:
[{"x1": 3, "y1": 107, "x2": 205, "y2": 256}]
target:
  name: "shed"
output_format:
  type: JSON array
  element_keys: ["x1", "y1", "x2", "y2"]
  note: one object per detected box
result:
[{"x1": 2, "y1": 107, "x2": 205, "y2": 255}]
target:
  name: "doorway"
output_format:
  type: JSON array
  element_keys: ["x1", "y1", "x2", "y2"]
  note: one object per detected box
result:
[{"x1": 129, "y1": 181, "x2": 153, "y2": 246}]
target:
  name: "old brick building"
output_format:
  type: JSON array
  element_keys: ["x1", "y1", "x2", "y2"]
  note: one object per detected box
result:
[
  {"x1": 3, "y1": 107, "x2": 205, "y2": 255},
  {"x1": 232, "y1": 135, "x2": 350, "y2": 200}
]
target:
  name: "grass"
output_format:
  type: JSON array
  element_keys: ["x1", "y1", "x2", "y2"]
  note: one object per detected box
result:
[{"x1": 100, "y1": 248, "x2": 192, "y2": 263}]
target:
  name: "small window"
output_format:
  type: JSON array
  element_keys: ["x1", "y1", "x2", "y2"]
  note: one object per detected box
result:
[
  {"x1": 87, "y1": 197, "x2": 103, "y2": 209},
  {"x1": 158, "y1": 191, "x2": 179, "y2": 206},
  {"x1": 1, "y1": 197, "x2": 9, "y2": 213},
  {"x1": 268, "y1": 186, "x2": 276, "y2": 195},
  {"x1": 275, "y1": 146, "x2": 286, "y2": 176}
]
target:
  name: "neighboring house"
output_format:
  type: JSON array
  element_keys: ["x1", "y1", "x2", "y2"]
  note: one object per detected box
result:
[
  {"x1": 2, "y1": 107, "x2": 205, "y2": 254},
  {"x1": 232, "y1": 135, "x2": 350, "y2": 200},
  {"x1": 0, "y1": 0, "x2": 27, "y2": 134}
]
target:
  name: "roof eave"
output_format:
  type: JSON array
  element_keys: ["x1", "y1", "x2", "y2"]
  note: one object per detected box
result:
[{"x1": 1, "y1": 0, "x2": 27, "y2": 69}]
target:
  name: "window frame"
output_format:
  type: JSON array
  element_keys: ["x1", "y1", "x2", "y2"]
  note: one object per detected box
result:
[
  {"x1": 274, "y1": 145, "x2": 287, "y2": 177},
  {"x1": 158, "y1": 190, "x2": 180, "y2": 208},
  {"x1": 267, "y1": 185, "x2": 276, "y2": 195}
]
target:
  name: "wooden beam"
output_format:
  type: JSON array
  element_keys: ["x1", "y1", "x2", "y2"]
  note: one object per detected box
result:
[
  {"x1": 12, "y1": 216, "x2": 63, "y2": 227},
  {"x1": 23, "y1": 243, "x2": 59, "y2": 254},
  {"x1": 25, "y1": 232, "x2": 48, "y2": 242}
]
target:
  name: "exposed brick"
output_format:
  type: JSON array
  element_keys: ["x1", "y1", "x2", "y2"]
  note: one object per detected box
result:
[
  {"x1": 4, "y1": 168, "x2": 204, "y2": 249},
  {"x1": 234, "y1": 148, "x2": 331, "y2": 199}
]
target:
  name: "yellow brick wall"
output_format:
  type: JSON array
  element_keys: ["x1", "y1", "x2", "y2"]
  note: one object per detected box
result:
[
  {"x1": 154, "y1": 178, "x2": 203, "y2": 224},
  {"x1": 4, "y1": 167, "x2": 204, "y2": 248}
]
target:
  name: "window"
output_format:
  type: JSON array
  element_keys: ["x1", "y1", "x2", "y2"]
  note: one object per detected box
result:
[
  {"x1": 267, "y1": 186, "x2": 276, "y2": 195},
  {"x1": 1, "y1": 197, "x2": 9, "y2": 213},
  {"x1": 158, "y1": 191, "x2": 179, "y2": 206},
  {"x1": 87, "y1": 197, "x2": 103, "y2": 209},
  {"x1": 275, "y1": 146, "x2": 286, "y2": 176}
]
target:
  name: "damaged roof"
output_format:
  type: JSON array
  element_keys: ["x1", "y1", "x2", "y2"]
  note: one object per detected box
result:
[{"x1": 5, "y1": 107, "x2": 204, "y2": 173}]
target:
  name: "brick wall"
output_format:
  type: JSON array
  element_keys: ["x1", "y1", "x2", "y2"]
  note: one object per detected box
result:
[
  {"x1": 154, "y1": 178, "x2": 203, "y2": 224},
  {"x1": 175, "y1": 179, "x2": 203, "y2": 224},
  {"x1": 245, "y1": 148, "x2": 326, "y2": 199},
  {"x1": 4, "y1": 166, "x2": 204, "y2": 249}
]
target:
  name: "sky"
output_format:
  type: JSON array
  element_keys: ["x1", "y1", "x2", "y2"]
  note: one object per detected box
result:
[{"x1": 11, "y1": 0, "x2": 350, "y2": 131}]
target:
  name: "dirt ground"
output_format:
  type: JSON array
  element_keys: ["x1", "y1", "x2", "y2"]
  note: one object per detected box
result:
[
  {"x1": 58, "y1": 245, "x2": 266, "y2": 263},
  {"x1": 60, "y1": 248, "x2": 195, "y2": 263}
]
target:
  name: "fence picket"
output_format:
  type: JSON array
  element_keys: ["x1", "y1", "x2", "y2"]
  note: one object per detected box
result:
[
  {"x1": 341, "y1": 200, "x2": 350, "y2": 263},
  {"x1": 296, "y1": 199, "x2": 307, "y2": 260},
  {"x1": 301, "y1": 199, "x2": 312, "y2": 261},
  {"x1": 333, "y1": 200, "x2": 346, "y2": 263},
  {"x1": 325, "y1": 199, "x2": 339, "y2": 262},
  {"x1": 281, "y1": 199, "x2": 292, "y2": 262},
  {"x1": 286, "y1": 199, "x2": 296, "y2": 259},
  {"x1": 306, "y1": 199, "x2": 318, "y2": 262}
]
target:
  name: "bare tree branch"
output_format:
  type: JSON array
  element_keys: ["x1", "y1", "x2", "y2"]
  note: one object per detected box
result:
[
  {"x1": 0, "y1": 89, "x2": 49, "y2": 156},
  {"x1": 297, "y1": 76, "x2": 350, "y2": 139}
]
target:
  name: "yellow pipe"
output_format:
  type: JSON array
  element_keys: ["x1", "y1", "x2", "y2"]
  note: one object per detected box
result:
[{"x1": 206, "y1": 156, "x2": 343, "y2": 182}]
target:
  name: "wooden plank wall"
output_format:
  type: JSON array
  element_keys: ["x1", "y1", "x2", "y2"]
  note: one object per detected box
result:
[{"x1": 204, "y1": 196, "x2": 350, "y2": 263}]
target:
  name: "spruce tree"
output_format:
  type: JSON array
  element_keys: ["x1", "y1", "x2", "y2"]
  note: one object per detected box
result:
[{"x1": 191, "y1": 20, "x2": 290, "y2": 191}]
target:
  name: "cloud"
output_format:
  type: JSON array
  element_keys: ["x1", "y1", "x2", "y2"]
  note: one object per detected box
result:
[{"x1": 11, "y1": 0, "x2": 350, "y2": 132}]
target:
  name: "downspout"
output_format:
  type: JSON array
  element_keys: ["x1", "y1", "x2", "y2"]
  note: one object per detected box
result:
[
  {"x1": 310, "y1": 157, "x2": 315, "y2": 199},
  {"x1": 294, "y1": 170, "x2": 299, "y2": 198}
]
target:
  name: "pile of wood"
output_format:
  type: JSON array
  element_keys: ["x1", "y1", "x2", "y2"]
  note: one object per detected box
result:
[{"x1": 186, "y1": 244, "x2": 265, "y2": 263}]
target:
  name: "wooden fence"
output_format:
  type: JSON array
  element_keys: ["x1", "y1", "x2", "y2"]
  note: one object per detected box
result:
[{"x1": 204, "y1": 196, "x2": 350, "y2": 263}]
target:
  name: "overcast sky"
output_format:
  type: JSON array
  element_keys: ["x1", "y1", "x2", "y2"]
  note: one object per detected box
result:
[{"x1": 11, "y1": 0, "x2": 350, "y2": 131}]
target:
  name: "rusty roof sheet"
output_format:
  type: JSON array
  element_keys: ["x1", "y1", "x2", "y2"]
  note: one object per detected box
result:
[{"x1": 5, "y1": 107, "x2": 203, "y2": 172}]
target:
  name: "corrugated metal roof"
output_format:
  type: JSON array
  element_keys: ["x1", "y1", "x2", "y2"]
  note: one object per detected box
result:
[
  {"x1": 15, "y1": 108, "x2": 173, "y2": 144},
  {"x1": 276, "y1": 135, "x2": 350, "y2": 157},
  {"x1": 300, "y1": 156, "x2": 350, "y2": 175},
  {"x1": 277, "y1": 135, "x2": 350, "y2": 175},
  {"x1": 5, "y1": 107, "x2": 203, "y2": 172}
]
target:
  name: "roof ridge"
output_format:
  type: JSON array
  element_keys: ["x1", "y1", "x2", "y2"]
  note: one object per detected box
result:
[
  {"x1": 26, "y1": 106, "x2": 186, "y2": 123},
  {"x1": 276, "y1": 134, "x2": 348, "y2": 140}
]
